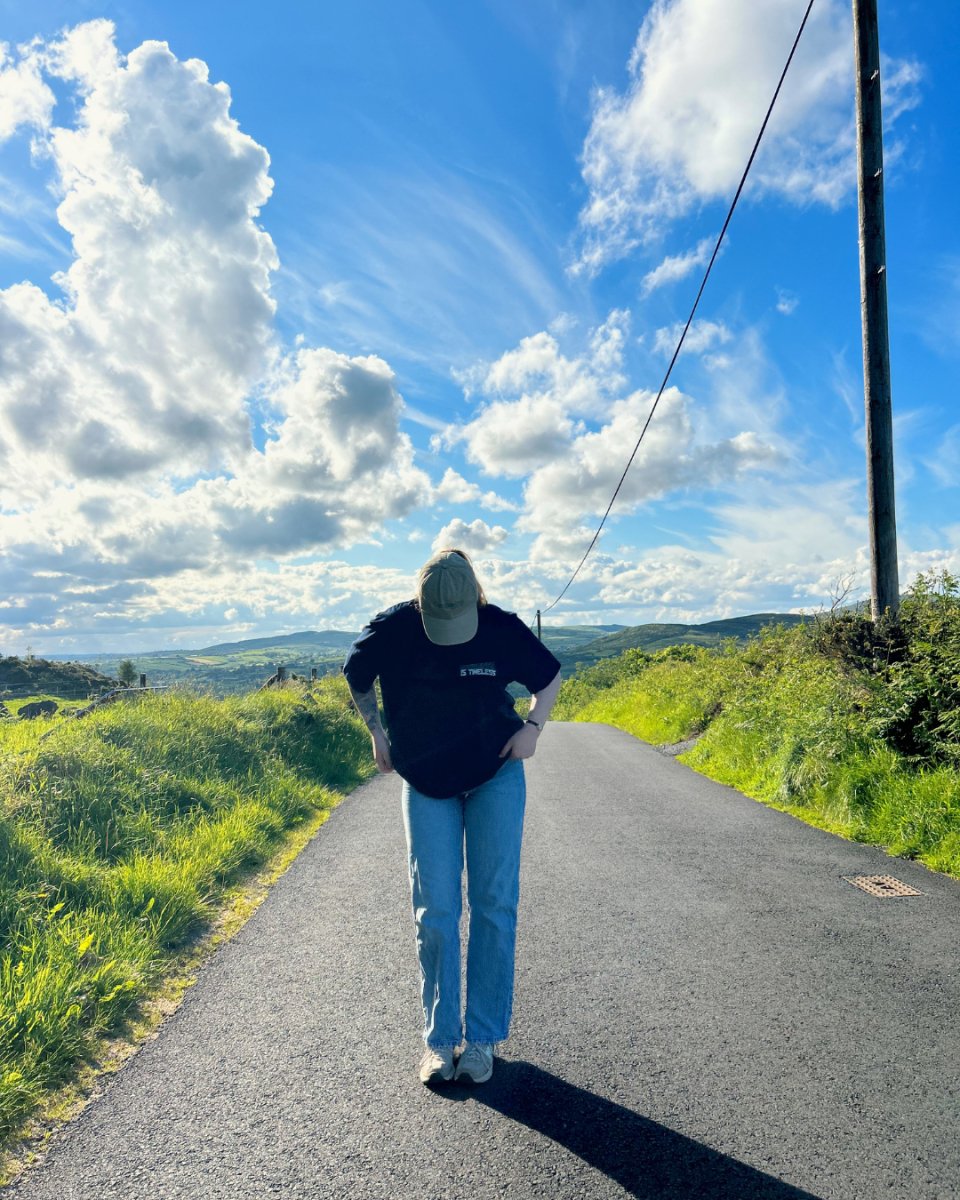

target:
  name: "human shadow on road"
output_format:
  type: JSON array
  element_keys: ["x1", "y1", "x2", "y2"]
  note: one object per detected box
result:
[{"x1": 447, "y1": 1060, "x2": 824, "y2": 1199}]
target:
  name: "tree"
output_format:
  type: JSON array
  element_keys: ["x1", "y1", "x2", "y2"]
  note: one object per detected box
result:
[{"x1": 117, "y1": 660, "x2": 137, "y2": 687}]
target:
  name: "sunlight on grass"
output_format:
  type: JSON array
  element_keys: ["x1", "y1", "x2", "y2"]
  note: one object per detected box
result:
[
  {"x1": 555, "y1": 571, "x2": 960, "y2": 884},
  {"x1": 0, "y1": 677, "x2": 371, "y2": 1153}
]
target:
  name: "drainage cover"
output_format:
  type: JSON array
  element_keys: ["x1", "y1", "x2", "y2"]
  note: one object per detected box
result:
[{"x1": 842, "y1": 874, "x2": 922, "y2": 898}]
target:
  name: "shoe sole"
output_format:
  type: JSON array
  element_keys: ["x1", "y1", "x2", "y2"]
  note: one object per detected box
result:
[{"x1": 453, "y1": 1065, "x2": 493, "y2": 1084}]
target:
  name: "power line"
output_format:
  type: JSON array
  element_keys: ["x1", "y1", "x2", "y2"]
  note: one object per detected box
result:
[{"x1": 540, "y1": 0, "x2": 817, "y2": 618}]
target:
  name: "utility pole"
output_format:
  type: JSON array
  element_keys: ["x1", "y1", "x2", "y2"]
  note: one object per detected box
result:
[
  {"x1": 853, "y1": 0, "x2": 899, "y2": 620},
  {"x1": 536, "y1": 610, "x2": 542, "y2": 641}
]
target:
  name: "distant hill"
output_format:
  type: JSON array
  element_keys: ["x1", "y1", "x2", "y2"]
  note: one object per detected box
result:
[
  {"x1": 196, "y1": 631, "x2": 359, "y2": 656},
  {"x1": 0, "y1": 656, "x2": 119, "y2": 702},
  {"x1": 45, "y1": 625, "x2": 626, "y2": 696},
  {"x1": 33, "y1": 615, "x2": 808, "y2": 695},
  {"x1": 556, "y1": 613, "x2": 809, "y2": 674},
  {"x1": 536, "y1": 624, "x2": 625, "y2": 655},
  {"x1": 199, "y1": 623, "x2": 626, "y2": 658},
  {"x1": 51, "y1": 632, "x2": 366, "y2": 696}
]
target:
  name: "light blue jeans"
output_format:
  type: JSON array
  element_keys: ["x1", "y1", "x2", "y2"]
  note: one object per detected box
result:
[{"x1": 400, "y1": 757, "x2": 526, "y2": 1050}]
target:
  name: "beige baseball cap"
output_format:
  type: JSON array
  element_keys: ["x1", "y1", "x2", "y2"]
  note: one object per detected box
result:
[{"x1": 417, "y1": 550, "x2": 480, "y2": 645}]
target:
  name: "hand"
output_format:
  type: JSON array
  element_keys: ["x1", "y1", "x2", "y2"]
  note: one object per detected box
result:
[
  {"x1": 499, "y1": 723, "x2": 540, "y2": 760},
  {"x1": 371, "y1": 728, "x2": 394, "y2": 773}
]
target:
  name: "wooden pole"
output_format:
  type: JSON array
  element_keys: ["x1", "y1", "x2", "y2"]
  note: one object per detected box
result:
[
  {"x1": 536, "y1": 610, "x2": 542, "y2": 641},
  {"x1": 853, "y1": 0, "x2": 899, "y2": 620}
]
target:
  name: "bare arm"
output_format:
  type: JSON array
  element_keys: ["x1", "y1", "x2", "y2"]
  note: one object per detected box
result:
[
  {"x1": 499, "y1": 669, "x2": 563, "y2": 760},
  {"x1": 346, "y1": 681, "x2": 393, "y2": 773},
  {"x1": 526, "y1": 668, "x2": 562, "y2": 728}
]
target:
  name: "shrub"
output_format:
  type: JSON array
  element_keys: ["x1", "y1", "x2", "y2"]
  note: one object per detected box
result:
[
  {"x1": 869, "y1": 571, "x2": 960, "y2": 763},
  {"x1": 555, "y1": 575, "x2": 960, "y2": 880}
]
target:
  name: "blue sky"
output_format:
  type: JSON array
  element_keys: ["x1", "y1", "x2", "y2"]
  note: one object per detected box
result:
[{"x1": 0, "y1": 0, "x2": 958, "y2": 653}]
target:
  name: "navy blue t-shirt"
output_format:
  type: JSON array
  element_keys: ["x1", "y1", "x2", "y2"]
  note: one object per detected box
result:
[{"x1": 342, "y1": 601, "x2": 561, "y2": 798}]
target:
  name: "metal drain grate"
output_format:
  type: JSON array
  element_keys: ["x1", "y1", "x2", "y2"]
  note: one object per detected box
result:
[{"x1": 842, "y1": 874, "x2": 922, "y2": 898}]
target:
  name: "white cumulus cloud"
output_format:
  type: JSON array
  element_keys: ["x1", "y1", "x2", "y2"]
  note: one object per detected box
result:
[
  {"x1": 433, "y1": 468, "x2": 518, "y2": 512},
  {"x1": 519, "y1": 389, "x2": 782, "y2": 559},
  {"x1": 431, "y1": 518, "x2": 508, "y2": 556},
  {"x1": 0, "y1": 40, "x2": 55, "y2": 138},
  {"x1": 446, "y1": 313, "x2": 784, "y2": 566},
  {"x1": 0, "y1": 21, "x2": 278, "y2": 499},
  {"x1": 574, "y1": 0, "x2": 922, "y2": 275},
  {"x1": 0, "y1": 21, "x2": 435, "y2": 646},
  {"x1": 445, "y1": 311, "x2": 631, "y2": 476}
]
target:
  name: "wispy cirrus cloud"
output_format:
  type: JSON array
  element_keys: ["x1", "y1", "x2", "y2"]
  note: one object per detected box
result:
[
  {"x1": 652, "y1": 318, "x2": 732, "y2": 357},
  {"x1": 926, "y1": 425, "x2": 960, "y2": 488},
  {"x1": 273, "y1": 159, "x2": 569, "y2": 374},
  {"x1": 640, "y1": 238, "x2": 713, "y2": 295}
]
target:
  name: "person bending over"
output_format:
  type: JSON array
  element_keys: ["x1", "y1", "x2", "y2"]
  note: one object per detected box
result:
[{"x1": 343, "y1": 548, "x2": 561, "y2": 1085}]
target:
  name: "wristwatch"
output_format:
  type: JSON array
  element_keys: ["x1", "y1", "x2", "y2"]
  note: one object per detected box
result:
[{"x1": 525, "y1": 717, "x2": 543, "y2": 731}]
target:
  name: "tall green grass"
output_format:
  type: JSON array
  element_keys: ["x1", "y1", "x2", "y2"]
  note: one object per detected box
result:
[
  {"x1": 0, "y1": 677, "x2": 371, "y2": 1145},
  {"x1": 555, "y1": 572, "x2": 960, "y2": 879}
]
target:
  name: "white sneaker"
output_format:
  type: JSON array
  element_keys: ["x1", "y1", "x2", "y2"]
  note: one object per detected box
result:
[
  {"x1": 454, "y1": 1042, "x2": 494, "y2": 1083},
  {"x1": 419, "y1": 1046, "x2": 455, "y2": 1084}
]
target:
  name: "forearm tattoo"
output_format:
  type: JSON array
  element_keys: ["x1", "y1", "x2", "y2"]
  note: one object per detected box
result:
[{"x1": 349, "y1": 684, "x2": 383, "y2": 733}]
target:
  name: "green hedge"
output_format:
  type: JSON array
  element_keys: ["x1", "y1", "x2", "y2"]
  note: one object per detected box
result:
[{"x1": 555, "y1": 571, "x2": 960, "y2": 878}]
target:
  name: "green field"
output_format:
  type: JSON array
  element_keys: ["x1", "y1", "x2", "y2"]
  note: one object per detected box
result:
[
  {"x1": 18, "y1": 614, "x2": 815, "y2": 697},
  {"x1": 31, "y1": 634, "x2": 361, "y2": 697},
  {"x1": 552, "y1": 612, "x2": 809, "y2": 675},
  {"x1": 19, "y1": 625, "x2": 598, "y2": 697}
]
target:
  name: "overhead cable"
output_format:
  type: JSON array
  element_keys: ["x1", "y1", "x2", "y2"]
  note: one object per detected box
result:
[{"x1": 539, "y1": 0, "x2": 817, "y2": 617}]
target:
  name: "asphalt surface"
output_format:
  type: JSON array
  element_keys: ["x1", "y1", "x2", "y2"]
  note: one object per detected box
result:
[{"x1": 7, "y1": 722, "x2": 959, "y2": 1199}]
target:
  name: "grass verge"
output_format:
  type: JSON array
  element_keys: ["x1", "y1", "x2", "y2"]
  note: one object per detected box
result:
[
  {"x1": 0, "y1": 676, "x2": 372, "y2": 1183},
  {"x1": 554, "y1": 573, "x2": 960, "y2": 881}
]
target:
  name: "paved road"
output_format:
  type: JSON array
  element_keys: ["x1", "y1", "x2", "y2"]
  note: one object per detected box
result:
[{"x1": 8, "y1": 723, "x2": 959, "y2": 1199}]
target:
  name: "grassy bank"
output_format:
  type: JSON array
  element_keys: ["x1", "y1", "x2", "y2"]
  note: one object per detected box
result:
[
  {"x1": 0, "y1": 677, "x2": 371, "y2": 1158},
  {"x1": 554, "y1": 571, "x2": 960, "y2": 880}
]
